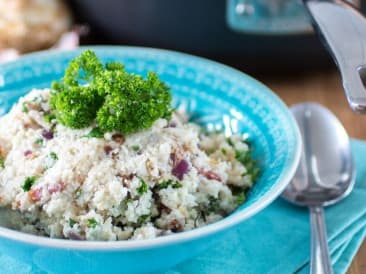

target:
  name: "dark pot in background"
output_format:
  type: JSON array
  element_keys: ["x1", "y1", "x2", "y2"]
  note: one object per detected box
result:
[{"x1": 69, "y1": 0, "x2": 365, "y2": 74}]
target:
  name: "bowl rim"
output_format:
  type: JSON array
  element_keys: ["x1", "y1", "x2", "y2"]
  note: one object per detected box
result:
[{"x1": 0, "y1": 45, "x2": 302, "y2": 250}]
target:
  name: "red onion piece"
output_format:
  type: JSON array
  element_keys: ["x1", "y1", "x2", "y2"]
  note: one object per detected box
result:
[
  {"x1": 165, "y1": 121, "x2": 177, "y2": 128},
  {"x1": 172, "y1": 159, "x2": 190, "y2": 180},
  {"x1": 42, "y1": 130, "x2": 54, "y2": 140},
  {"x1": 24, "y1": 150, "x2": 32, "y2": 157}
]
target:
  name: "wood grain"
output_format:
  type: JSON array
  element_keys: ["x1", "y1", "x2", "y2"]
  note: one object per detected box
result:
[{"x1": 257, "y1": 70, "x2": 366, "y2": 274}]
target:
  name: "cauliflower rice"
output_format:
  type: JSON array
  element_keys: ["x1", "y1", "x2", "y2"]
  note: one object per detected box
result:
[{"x1": 0, "y1": 89, "x2": 256, "y2": 241}]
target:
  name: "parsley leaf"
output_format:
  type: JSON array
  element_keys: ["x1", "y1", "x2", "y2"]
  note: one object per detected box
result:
[
  {"x1": 226, "y1": 137, "x2": 234, "y2": 147},
  {"x1": 157, "y1": 179, "x2": 173, "y2": 190},
  {"x1": 22, "y1": 176, "x2": 37, "y2": 192},
  {"x1": 235, "y1": 192, "x2": 246, "y2": 205},
  {"x1": 87, "y1": 218, "x2": 98, "y2": 228},
  {"x1": 69, "y1": 219, "x2": 77, "y2": 227},
  {"x1": 172, "y1": 182, "x2": 183, "y2": 189},
  {"x1": 137, "y1": 214, "x2": 150, "y2": 225},
  {"x1": 22, "y1": 102, "x2": 29, "y2": 113},
  {"x1": 50, "y1": 152, "x2": 58, "y2": 161},
  {"x1": 34, "y1": 138, "x2": 44, "y2": 146},
  {"x1": 157, "y1": 180, "x2": 183, "y2": 190},
  {"x1": 137, "y1": 178, "x2": 148, "y2": 195},
  {"x1": 235, "y1": 149, "x2": 260, "y2": 181}
]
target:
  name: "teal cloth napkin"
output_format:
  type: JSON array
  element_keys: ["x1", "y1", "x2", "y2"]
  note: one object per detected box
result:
[{"x1": 1, "y1": 140, "x2": 366, "y2": 274}]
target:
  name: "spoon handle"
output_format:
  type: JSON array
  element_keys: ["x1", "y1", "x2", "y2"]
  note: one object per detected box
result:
[{"x1": 309, "y1": 206, "x2": 334, "y2": 274}]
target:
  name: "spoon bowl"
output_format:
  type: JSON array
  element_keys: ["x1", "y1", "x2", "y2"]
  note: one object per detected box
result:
[
  {"x1": 282, "y1": 102, "x2": 355, "y2": 207},
  {"x1": 282, "y1": 102, "x2": 355, "y2": 274}
]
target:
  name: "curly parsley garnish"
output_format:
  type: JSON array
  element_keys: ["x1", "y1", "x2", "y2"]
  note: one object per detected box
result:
[{"x1": 50, "y1": 50, "x2": 172, "y2": 135}]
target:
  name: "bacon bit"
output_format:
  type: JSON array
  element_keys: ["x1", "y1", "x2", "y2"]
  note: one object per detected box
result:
[
  {"x1": 111, "y1": 151, "x2": 119, "y2": 160},
  {"x1": 168, "y1": 219, "x2": 183, "y2": 232},
  {"x1": 48, "y1": 181, "x2": 65, "y2": 194},
  {"x1": 122, "y1": 181, "x2": 130, "y2": 188},
  {"x1": 104, "y1": 145, "x2": 113, "y2": 155},
  {"x1": 117, "y1": 173, "x2": 134, "y2": 180},
  {"x1": 22, "y1": 123, "x2": 32, "y2": 130},
  {"x1": 42, "y1": 130, "x2": 54, "y2": 140},
  {"x1": 116, "y1": 173, "x2": 133, "y2": 187},
  {"x1": 198, "y1": 168, "x2": 222, "y2": 182},
  {"x1": 172, "y1": 159, "x2": 190, "y2": 180},
  {"x1": 170, "y1": 153, "x2": 176, "y2": 164},
  {"x1": 0, "y1": 141, "x2": 9, "y2": 158},
  {"x1": 146, "y1": 158, "x2": 155, "y2": 173},
  {"x1": 112, "y1": 133, "x2": 125, "y2": 144},
  {"x1": 158, "y1": 203, "x2": 172, "y2": 214},
  {"x1": 29, "y1": 188, "x2": 42, "y2": 202},
  {"x1": 24, "y1": 150, "x2": 32, "y2": 157}
]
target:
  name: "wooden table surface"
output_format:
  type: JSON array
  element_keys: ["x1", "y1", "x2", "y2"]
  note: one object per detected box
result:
[{"x1": 258, "y1": 70, "x2": 366, "y2": 274}]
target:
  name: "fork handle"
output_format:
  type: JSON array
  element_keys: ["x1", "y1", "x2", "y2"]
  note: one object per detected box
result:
[{"x1": 309, "y1": 206, "x2": 334, "y2": 274}]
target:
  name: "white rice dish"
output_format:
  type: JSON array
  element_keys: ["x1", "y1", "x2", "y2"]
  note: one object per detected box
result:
[{"x1": 0, "y1": 89, "x2": 256, "y2": 241}]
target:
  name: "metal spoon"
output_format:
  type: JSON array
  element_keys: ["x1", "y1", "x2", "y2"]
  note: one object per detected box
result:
[{"x1": 282, "y1": 102, "x2": 355, "y2": 274}]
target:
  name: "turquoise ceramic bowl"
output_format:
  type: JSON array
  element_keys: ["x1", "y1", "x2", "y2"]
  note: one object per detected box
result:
[{"x1": 0, "y1": 46, "x2": 301, "y2": 273}]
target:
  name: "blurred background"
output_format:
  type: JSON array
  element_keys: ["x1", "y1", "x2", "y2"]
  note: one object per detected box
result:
[
  {"x1": 0, "y1": 0, "x2": 363, "y2": 74},
  {"x1": 68, "y1": 0, "x2": 364, "y2": 74}
]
